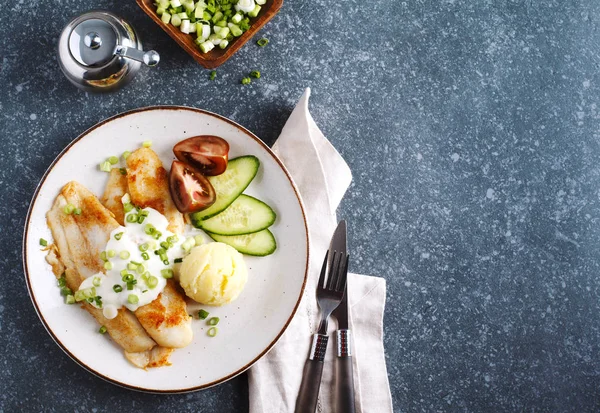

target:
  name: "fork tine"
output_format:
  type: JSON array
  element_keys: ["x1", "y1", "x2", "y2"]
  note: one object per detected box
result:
[
  {"x1": 326, "y1": 251, "x2": 341, "y2": 290},
  {"x1": 317, "y1": 251, "x2": 329, "y2": 289},
  {"x1": 335, "y1": 253, "x2": 350, "y2": 292}
]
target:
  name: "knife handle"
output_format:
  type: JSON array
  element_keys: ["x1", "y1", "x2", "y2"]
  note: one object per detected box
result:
[
  {"x1": 295, "y1": 334, "x2": 328, "y2": 413},
  {"x1": 335, "y1": 329, "x2": 356, "y2": 413}
]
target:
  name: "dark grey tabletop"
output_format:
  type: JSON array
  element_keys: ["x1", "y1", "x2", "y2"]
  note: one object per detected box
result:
[{"x1": 3, "y1": 0, "x2": 600, "y2": 412}]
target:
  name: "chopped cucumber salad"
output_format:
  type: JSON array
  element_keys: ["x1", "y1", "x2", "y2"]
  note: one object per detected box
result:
[{"x1": 154, "y1": 0, "x2": 266, "y2": 53}]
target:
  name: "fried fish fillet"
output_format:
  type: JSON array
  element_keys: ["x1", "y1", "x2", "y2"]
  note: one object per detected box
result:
[
  {"x1": 125, "y1": 346, "x2": 174, "y2": 369},
  {"x1": 126, "y1": 148, "x2": 184, "y2": 234},
  {"x1": 46, "y1": 181, "x2": 156, "y2": 354},
  {"x1": 100, "y1": 168, "x2": 128, "y2": 225},
  {"x1": 126, "y1": 148, "x2": 193, "y2": 348}
]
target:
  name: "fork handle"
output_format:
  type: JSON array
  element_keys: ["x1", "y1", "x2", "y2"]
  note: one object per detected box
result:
[
  {"x1": 335, "y1": 330, "x2": 356, "y2": 413},
  {"x1": 295, "y1": 334, "x2": 328, "y2": 413}
]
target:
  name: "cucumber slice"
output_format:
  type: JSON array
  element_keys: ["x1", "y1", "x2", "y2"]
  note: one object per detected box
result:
[
  {"x1": 191, "y1": 155, "x2": 260, "y2": 222},
  {"x1": 197, "y1": 194, "x2": 276, "y2": 235},
  {"x1": 208, "y1": 229, "x2": 277, "y2": 256}
]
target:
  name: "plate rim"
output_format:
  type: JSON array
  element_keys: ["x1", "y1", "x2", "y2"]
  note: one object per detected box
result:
[{"x1": 22, "y1": 105, "x2": 309, "y2": 393}]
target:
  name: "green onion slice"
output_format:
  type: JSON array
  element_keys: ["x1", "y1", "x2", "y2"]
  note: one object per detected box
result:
[
  {"x1": 113, "y1": 284, "x2": 123, "y2": 293},
  {"x1": 114, "y1": 232, "x2": 124, "y2": 240},
  {"x1": 99, "y1": 325, "x2": 108, "y2": 334},
  {"x1": 198, "y1": 309, "x2": 209, "y2": 319},
  {"x1": 108, "y1": 156, "x2": 119, "y2": 165},
  {"x1": 207, "y1": 327, "x2": 218, "y2": 337},
  {"x1": 128, "y1": 294, "x2": 139, "y2": 304},
  {"x1": 257, "y1": 38, "x2": 269, "y2": 47},
  {"x1": 39, "y1": 238, "x2": 48, "y2": 247},
  {"x1": 161, "y1": 269, "x2": 174, "y2": 279},
  {"x1": 208, "y1": 317, "x2": 220, "y2": 326}
]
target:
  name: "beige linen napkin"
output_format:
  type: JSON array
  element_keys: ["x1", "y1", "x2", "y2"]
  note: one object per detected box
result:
[{"x1": 247, "y1": 89, "x2": 393, "y2": 413}]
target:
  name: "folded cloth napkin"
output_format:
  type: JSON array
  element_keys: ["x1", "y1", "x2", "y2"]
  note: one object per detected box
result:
[{"x1": 247, "y1": 89, "x2": 393, "y2": 413}]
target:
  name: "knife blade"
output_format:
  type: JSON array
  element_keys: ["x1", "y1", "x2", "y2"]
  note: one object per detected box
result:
[{"x1": 331, "y1": 232, "x2": 355, "y2": 413}]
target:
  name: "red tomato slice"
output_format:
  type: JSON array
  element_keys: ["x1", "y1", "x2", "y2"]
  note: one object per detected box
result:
[
  {"x1": 173, "y1": 135, "x2": 229, "y2": 176},
  {"x1": 169, "y1": 161, "x2": 216, "y2": 213}
]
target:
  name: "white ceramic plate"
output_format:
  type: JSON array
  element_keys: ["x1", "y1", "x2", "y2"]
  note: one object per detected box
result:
[{"x1": 23, "y1": 106, "x2": 309, "y2": 392}]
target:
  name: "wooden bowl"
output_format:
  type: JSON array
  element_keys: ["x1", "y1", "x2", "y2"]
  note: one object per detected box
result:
[{"x1": 136, "y1": 0, "x2": 283, "y2": 69}]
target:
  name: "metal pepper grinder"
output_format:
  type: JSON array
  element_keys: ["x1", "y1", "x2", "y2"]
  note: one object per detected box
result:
[{"x1": 58, "y1": 10, "x2": 160, "y2": 92}]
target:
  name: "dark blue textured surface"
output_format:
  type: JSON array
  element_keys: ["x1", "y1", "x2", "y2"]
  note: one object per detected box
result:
[{"x1": 3, "y1": 0, "x2": 600, "y2": 411}]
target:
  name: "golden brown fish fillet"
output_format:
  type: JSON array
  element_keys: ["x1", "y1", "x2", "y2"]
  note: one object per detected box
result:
[
  {"x1": 126, "y1": 148, "x2": 193, "y2": 348},
  {"x1": 125, "y1": 346, "x2": 174, "y2": 369},
  {"x1": 126, "y1": 148, "x2": 184, "y2": 234},
  {"x1": 100, "y1": 168, "x2": 128, "y2": 225},
  {"x1": 46, "y1": 181, "x2": 156, "y2": 354},
  {"x1": 134, "y1": 280, "x2": 193, "y2": 348}
]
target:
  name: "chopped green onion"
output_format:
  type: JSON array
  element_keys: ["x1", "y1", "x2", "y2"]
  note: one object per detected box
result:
[
  {"x1": 194, "y1": 235, "x2": 204, "y2": 245},
  {"x1": 250, "y1": 70, "x2": 261, "y2": 79},
  {"x1": 92, "y1": 277, "x2": 102, "y2": 287},
  {"x1": 257, "y1": 38, "x2": 269, "y2": 47},
  {"x1": 167, "y1": 235, "x2": 179, "y2": 243},
  {"x1": 161, "y1": 269, "x2": 174, "y2": 279},
  {"x1": 65, "y1": 295, "x2": 75, "y2": 304},
  {"x1": 210, "y1": 70, "x2": 217, "y2": 80},
  {"x1": 39, "y1": 238, "x2": 48, "y2": 247},
  {"x1": 119, "y1": 250, "x2": 130, "y2": 260},
  {"x1": 100, "y1": 161, "x2": 111, "y2": 172},
  {"x1": 57, "y1": 277, "x2": 66, "y2": 287},
  {"x1": 63, "y1": 204, "x2": 75, "y2": 214},
  {"x1": 136, "y1": 263, "x2": 146, "y2": 274},
  {"x1": 104, "y1": 261, "x2": 113, "y2": 270},
  {"x1": 139, "y1": 210, "x2": 149, "y2": 217},
  {"x1": 128, "y1": 294, "x2": 139, "y2": 304},
  {"x1": 123, "y1": 203, "x2": 134, "y2": 213},
  {"x1": 153, "y1": 231, "x2": 163, "y2": 240},
  {"x1": 99, "y1": 325, "x2": 108, "y2": 334},
  {"x1": 119, "y1": 168, "x2": 127, "y2": 175},
  {"x1": 108, "y1": 156, "x2": 119, "y2": 165},
  {"x1": 73, "y1": 207, "x2": 82, "y2": 215},
  {"x1": 248, "y1": 4, "x2": 261, "y2": 18},
  {"x1": 144, "y1": 224, "x2": 156, "y2": 235},
  {"x1": 139, "y1": 243, "x2": 149, "y2": 252},
  {"x1": 122, "y1": 151, "x2": 131, "y2": 160},
  {"x1": 162, "y1": 259, "x2": 169, "y2": 265},
  {"x1": 74, "y1": 287, "x2": 96, "y2": 302},
  {"x1": 114, "y1": 232, "x2": 124, "y2": 240},
  {"x1": 160, "y1": 241, "x2": 170, "y2": 250},
  {"x1": 120, "y1": 269, "x2": 129, "y2": 277},
  {"x1": 86, "y1": 297, "x2": 94, "y2": 304},
  {"x1": 107, "y1": 249, "x2": 116, "y2": 258},
  {"x1": 198, "y1": 309, "x2": 209, "y2": 319},
  {"x1": 113, "y1": 284, "x2": 123, "y2": 293},
  {"x1": 174, "y1": 257, "x2": 183, "y2": 264},
  {"x1": 137, "y1": 215, "x2": 146, "y2": 224},
  {"x1": 142, "y1": 140, "x2": 152, "y2": 148},
  {"x1": 60, "y1": 286, "x2": 72, "y2": 296},
  {"x1": 127, "y1": 263, "x2": 138, "y2": 271},
  {"x1": 94, "y1": 296, "x2": 103, "y2": 308},
  {"x1": 208, "y1": 317, "x2": 220, "y2": 326},
  {"x1": 141, "y1": 252, "x2": 150, "y2": 261},
  {"x1": 122, "y1": 274, "x2": 134, "y2": 282},
  {"x1": 100, "y1": 251, "x2": 107, "y2": 261},
  {"x1": 147, "y1": 275, "x2": 159, "y2": 289},
  {"x1": 241, "y1": 77, "x2": 251, "y2": 85},
  {"x1": 126, "y1": 214, "x2": 138, "y2": 223},
  {"x1": 207, "y1": 327, "x2": 218, "y2": 337}
]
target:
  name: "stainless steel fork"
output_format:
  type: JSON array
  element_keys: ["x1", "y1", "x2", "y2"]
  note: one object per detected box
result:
[{"x1": 296, "y1": 221, "x2": 349, "y2": 413}]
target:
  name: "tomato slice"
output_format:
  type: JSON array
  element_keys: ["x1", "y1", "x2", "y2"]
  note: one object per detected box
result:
[
  {"x1": 173, "y1": 135, "x2": 229, "y2": 176},
  {"x1": 169, "y1": 161, "x2": 216, "y2": 213}
]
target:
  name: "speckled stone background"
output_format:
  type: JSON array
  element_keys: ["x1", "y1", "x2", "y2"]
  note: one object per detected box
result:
[{"x1": 3, "y1": 0, "x2": 600, "y2": 411}]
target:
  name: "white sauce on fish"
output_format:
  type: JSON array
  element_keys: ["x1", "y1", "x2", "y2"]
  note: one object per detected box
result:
[{"x1": 79, "y1": 207, "x2": 186, "y2": 318}]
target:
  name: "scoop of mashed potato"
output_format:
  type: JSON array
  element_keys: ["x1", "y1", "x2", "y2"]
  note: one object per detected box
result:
[{"x1": 179, "y1": 242, "x2": 248, "y2": 305}]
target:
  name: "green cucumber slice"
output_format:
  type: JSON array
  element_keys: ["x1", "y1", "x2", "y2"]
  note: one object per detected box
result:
[
  {"x1": 197, "y1": 194, "x2": 276, "y2": 235},
  {"x1": 208, "y1": 229, "x2": 277, "y2": 256},
  {"x1": 191, "y1": 155, "x2": 260, "y2": 222}
]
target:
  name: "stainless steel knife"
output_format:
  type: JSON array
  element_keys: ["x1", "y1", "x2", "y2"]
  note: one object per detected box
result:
[{"x1": 331, "y1": 235, "x2": 356, "y2": 413}]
